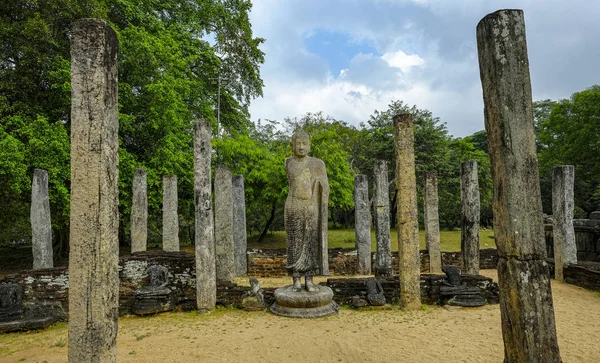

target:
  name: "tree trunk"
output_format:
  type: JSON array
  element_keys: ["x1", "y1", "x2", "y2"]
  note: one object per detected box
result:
[{"x1": 258, "y1": 202, "x2": 277, "y2": 242}]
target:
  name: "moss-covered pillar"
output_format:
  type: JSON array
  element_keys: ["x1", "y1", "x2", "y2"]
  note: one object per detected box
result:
[
  {"x1": 373, "y1": 160, "x2": 392, "y2": 277},
  {"x1": 424, "y1": 171, "x2": 441, "y2": 273},
  {"x1": 477, "y1": 9, "x2": 562, "y2": 362},
  {"x1": 552, "y1": 165, "x2": 577, "y2": 281},
  {"x1": 194, "y1": 121, "x2": 216, "y2": 313},
  {"x1": 461, "y1": 160, "x2": 480, "y2": 275},
  {"x1": 68, "y1": 18, "x2": 119, "y2": 362},
  {"x1": 393, "y1": 112, "x2": 421, "y2": 310},
  {"x1": 354, "y1": 174, "x2": 372, "y2": 275}
]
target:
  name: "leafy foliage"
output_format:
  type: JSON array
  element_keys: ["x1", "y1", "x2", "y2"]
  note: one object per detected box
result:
[
  {"x1": 0, "y1": 0, "x2": 265, "y2": 249},
  {"x1": 3, "y1": 0, "x2": 598, "y2": 250},
  {"x1": 537, "y1": 86, "x2": 600, "y2": 216}
]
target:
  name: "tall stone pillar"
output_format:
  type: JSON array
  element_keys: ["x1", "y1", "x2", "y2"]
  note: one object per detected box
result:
[
  {"x1": 130, "y1": 168, "x2": 148, "y2": 252},
  {"x1": 194, "y1": 121, "x2": 216, "y2": 313},
  {"x1": 68, "y1": 19, "x2": 119, "y2": 362},
  {"x1": 552, "y1": 165, "x2": 576, "y2": 281},
  {"x1": 393, "y1": 112, "x2": 421, "y2": 310},
  {"x1": 424, "y1": 171, "x2": 441, "y2": 273},
  {"x1": 163, "y1": 175, "x2": 179, "y2": 252},
  {"x1": 373, "y1": 160, "x2": 392, "y2": 277},
  {"x1": 354, "y1": 174, "x2": 372, "y2": 275},
  {"x1": 31, "y1": 168, "x2": 53, "y2": 269},
  {"x1": 214, "y1": 165, "x2": 235, "y2": 283},
  {"x1": 461, "y1": 160, "x2": 480, "y2": 275},
  {"x1": 232, "y1": 175, "x2": 247, "y2": 277},
  {"x1": 477, "y1": 9, "x2": 562, "y2": 362}
]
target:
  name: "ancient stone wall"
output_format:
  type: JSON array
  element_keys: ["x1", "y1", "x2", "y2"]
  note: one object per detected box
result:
[
  {"x1": 545, "y1": 220, "x2": 600, "y2": 262},
  {"x1": 247, "y1": 248, "x2": 499, "y2": 277},
  {"x1": 326, "y1": 274, "x2": 499, "y2": 306},
  {"x1": 9, "y1": 250, "x2": 600, "y2": 321},
  {"x1": 563, "y1": 262, "x2": 600, "y2": 292},
  {"x1": 0, "y1": 251, "x2": 501, "y2": 322}
]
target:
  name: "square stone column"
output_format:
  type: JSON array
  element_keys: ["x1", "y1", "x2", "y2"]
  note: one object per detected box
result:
[
  {"x1": 162, "y1": 175, "x2": 179, "y2": 252},
  {"x1": 477, "y1": 9, "x2": 561, "y2": 361},
  {"x1": 232, "y1": 175, "x2": 247, "y2": 277},
  {"x1": 552, "y1": 165, "x2": 576, "y2": 281},
  {"x1": 461, "y1": 160, "x2": 480, "y2": 275},
  {"x1": 31, "y1": 168, "x2": 53, "y2": 269},
  {"x1": 214, "y1": 165, "x2": 235, "y2": 283},
  {"x1": 393, "y1": 112, "x2": 421, "y2": 311},
  {"x1": 194, "y1": 121, "x2": 216, "y2": 313},
  {"x1": 424, "y1": 171, "x2": 441, "y2": 273},
  {"x1": 68, "y1": 18, "x2": 119, "y2": 362},
  {"x1": 354, "y1": 174, "x2": 371, "y2": 275},
  {"x1": 131, "y1": 168, "x2": 148, "y2": 252},
  {"x1": 373, "y1": 160, "x2": 392, "y2": 277}
]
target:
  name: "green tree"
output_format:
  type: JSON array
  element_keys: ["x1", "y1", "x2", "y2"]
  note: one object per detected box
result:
[
  {"x1": 213, "y1": 120, "x2": 288, "y2": 240},
  {"x1": 538, "y1": 85, "x2": 600, "y2": 216},
  {"x1": 0, "y1": 115, "x2": 70, "y2": 254},
  {"x1": 0, "y1": 0, "x2": 265, "y2": 249},
  {"x1": 282, "y1": 113, "x2": 358, "y2": 228},
  {"x1": 354, "y1": 100, "x2": 452, "y2": 227},
  {"x1": 444, "y1": 136, "x2": 493, "y2": 228}
]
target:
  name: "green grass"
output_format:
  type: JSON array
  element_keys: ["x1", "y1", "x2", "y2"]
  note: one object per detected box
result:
[
  {"x1": 248, "y1": 228, "x2": 496, "y2": 252},
  {"x1": 51, "y1": 337, "x2": 66, "y2": 348}
]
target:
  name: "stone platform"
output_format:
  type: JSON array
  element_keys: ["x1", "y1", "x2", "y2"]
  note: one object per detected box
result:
[{"x1": 270, "y1": 285, "x2": 338, "y2": 318}]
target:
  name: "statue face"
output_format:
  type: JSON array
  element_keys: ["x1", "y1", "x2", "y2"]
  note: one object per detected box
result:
[{"x1": 292, "y1": 136, "x2": 310, "y2": 157}]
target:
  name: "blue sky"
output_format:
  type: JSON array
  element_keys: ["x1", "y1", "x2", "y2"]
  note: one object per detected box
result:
[
  {"x1": 247, "y1": 0, "x2": 600, "y2": 137},
  {"x1": 304, "y1": 30, "x2": 380, "y2": 75}
]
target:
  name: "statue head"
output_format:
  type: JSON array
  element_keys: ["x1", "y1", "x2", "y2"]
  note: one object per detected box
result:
[{"x1": 291, "y1": 130, "x2": 310, "y2": 158}]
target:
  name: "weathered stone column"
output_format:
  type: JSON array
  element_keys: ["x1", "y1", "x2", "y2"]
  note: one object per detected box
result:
[
  {"x1": 393, "y1": 113, "x2": 421, "y2": 310},
  {"x1": 162, "y1": 175, "x2": 179, "y2": 252},
  {"x1": 477, "y1": 9, "x2": 562, "y2": 362},
  {"x1": 373, "y1": 160, "x2": 392, "y2": 277},
  {"x1": 461, "y1": 160, "x2": 480, "y2": 275},
  {"x1": 68, "y1": 19, "x2": 119, "y2": 362},
  {"x1": 354, "y1": 174, "x2": 372, "y2": 275},
  {"x1": 194, "y1": 121, "x2": 216, "y2": 313},
  {"x1": 232, "y1": 175, "x2": 247, "y2": 277},
  {"x1": 215, "y1": 165, "x2": 235, "y2": 283},
  {"x1": 130, "y1": 168, "x2": 148, "y2": 252},
  {"x1": 552, "y1": 165, "x2": 576, "y2": 281},
  {"x1": 424, "y1": 171, "x2": 441, "y2": 273},
  {"x1": 31, "y1": 168, "x2": 53, "y2": 269}
]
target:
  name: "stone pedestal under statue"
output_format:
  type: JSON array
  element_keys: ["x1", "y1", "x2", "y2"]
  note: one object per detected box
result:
[{"x1": 270, "y1": 285, "x2": 338, "y2": 318}]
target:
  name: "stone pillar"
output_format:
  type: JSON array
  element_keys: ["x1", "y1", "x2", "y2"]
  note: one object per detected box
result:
[
  {"x1": 194, "y1": 121, "x2": 216, "y2": 313},
  {"x1": 354, "y1": 174, "x2": 372, "y2": 275},
  {"x1": 461, "y1": 160, "x2": 480, "y2": 275},
  {"x1": 477, "y1": 9, "x2": 562, "y2": 362},
  {"x1": 130, "y1": 168, "x2": 148, "y2": 252},
  {"x1": 552, "y1": 165, "x2": 577, "y2": 281},
  {"x1": 68, "y1": 19, "x2": 119, "y2": 362},
  {"x1": 31, "y1": 168, "x2": 53, "y2": 269},
  {"x1": 393, "y1": 112, "x2": 421, "y2": 310},
  {"x1": 162, "y1": 175, "x2": 179, "y2": 252},
  {"x1": 215, "y1": 165, "x2": 235, "y2": 283},
  {"x1": 424, "y1": 171, "x2": 441, "y2": 273},
  {"x1": 373, "y1": 160, "x2": 392, "y2": 277},
  {"x1": 232, "y1": 175, "x2": 247, "y2": 277}
]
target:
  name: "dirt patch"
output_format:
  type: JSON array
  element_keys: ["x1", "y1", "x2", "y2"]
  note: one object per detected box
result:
[{"x1": 1, "y1": 270, "x2": 599, "y2": 363}]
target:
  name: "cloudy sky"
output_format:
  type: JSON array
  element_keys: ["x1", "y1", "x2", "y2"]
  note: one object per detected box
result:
[{"x1": 246, "y1": 0, "x2": 600, "y2": 137}]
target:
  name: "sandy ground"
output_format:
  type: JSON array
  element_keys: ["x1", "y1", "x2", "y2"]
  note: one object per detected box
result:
[{"x1": 1, "y1": 270, "x2": 599, "y2": 363}]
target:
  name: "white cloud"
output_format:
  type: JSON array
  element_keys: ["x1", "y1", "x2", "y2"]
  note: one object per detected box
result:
[
  {"x1": 248, "y1": 0, "x2": 600, "y2": 137},
  {"x1": 382, "y1": 50, "x2": 425, "y2": 72}
]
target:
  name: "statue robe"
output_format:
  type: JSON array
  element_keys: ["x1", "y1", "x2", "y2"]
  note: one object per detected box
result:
[{"x1": 284, "y1": 156, "x2": 329, "y2": 276}]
